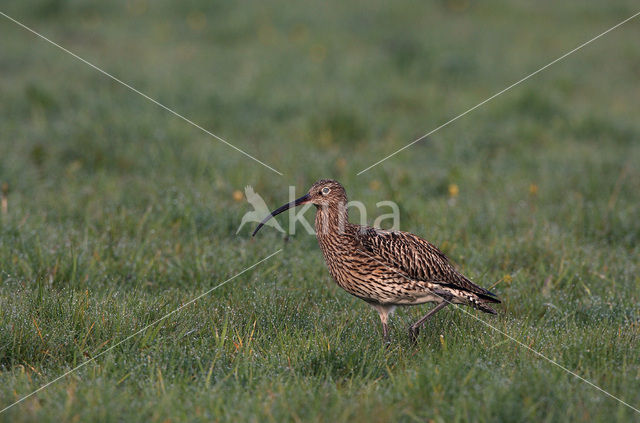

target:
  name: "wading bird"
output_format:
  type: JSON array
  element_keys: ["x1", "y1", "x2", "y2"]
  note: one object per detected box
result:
[{"x1": 252, "y1": 179, "x2": 500, "y2": 343}]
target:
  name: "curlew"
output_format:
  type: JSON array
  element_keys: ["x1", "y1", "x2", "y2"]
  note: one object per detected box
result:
[{"x1": 252, "y1": 179, "x2": 500, "y2": 343}]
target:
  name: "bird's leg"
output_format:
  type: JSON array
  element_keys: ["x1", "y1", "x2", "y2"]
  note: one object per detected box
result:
[
  {"x1": 382, "y1": 321, "x2": 390, "y2": 345},
  {"x1": 369, "y1": 303, "x2": 395, "y2": 345},
  {"x1": 409, "y1": 302, "x2": 449, "y2": 343},
  {"x1": 378, "y1": 311, "x2": 392, "y2": 345}
]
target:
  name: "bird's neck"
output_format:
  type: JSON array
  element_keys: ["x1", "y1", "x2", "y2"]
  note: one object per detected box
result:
[{"x1": 314, "y1": 202, "x2": 350, "y2": 238}]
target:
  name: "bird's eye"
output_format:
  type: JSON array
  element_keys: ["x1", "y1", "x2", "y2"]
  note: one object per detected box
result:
[{"x1": 321, "y1": 187, "x2": 331, "y2": 195}]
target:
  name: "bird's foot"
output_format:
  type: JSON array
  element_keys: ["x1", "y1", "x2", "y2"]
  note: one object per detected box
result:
[
  {"x1": 382, "y1": 332, "x2": 391, "y2": 347},
  {"x1": 408, "y1": 326, "x2": 420, "y2": 344}
]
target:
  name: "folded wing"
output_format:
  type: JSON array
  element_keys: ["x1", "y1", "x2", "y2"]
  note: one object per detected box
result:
[{"x1": 355, "y1": 227, "x2": 500, "y2": 304}]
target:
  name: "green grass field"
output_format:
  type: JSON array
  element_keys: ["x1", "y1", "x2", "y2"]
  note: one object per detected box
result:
[{"x1": 1, "y1": 0, "x2": 639, "y2": 421}]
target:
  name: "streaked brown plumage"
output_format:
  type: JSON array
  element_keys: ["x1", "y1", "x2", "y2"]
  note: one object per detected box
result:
[{"x1": 253, "y1": 179, "x2": 500, "y2": 343}]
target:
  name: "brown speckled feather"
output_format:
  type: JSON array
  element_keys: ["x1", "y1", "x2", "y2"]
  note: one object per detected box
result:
[
  {"x1": 308, "y1": 180, "x2": 500, "y2": 313},
  {"x1": 254, "y1": 179, "x2": 501, "y2": 342},
  {"x1": 355, "y1": 227, "x2": 499, "y2": 302}
]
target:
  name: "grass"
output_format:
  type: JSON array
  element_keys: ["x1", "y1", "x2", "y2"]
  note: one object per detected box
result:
[{"x1": 1, "y1": 0, "x2": 639, "y2": 421}]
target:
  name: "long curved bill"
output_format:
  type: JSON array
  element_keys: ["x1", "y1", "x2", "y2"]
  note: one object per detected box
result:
[{"x1": 252, "y1": 193, "x2": 311, "y2": 236}]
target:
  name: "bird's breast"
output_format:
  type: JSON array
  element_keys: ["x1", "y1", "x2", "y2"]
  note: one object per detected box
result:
[{"x1": 315, "y1": 233, "x2": 412, "y2": 303}]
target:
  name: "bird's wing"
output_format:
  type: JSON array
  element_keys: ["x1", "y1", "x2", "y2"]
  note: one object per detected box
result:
[{"x1": 355, "y1": 227, "x2": 498, "y2": 301}]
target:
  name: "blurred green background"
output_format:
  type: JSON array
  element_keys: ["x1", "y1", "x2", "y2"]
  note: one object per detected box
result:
[{"x1": 1, "y1": 0, "x2": 639, "y2": 421}]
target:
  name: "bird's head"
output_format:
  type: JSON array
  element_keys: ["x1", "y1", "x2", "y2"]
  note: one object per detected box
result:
[
  {"x1": 252, "y1": 179, "x2": 347, "y2": 236},
  {"x1": 306, "y1": 179, "x2": 347, "y2": 207}
]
